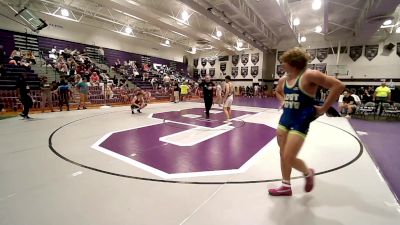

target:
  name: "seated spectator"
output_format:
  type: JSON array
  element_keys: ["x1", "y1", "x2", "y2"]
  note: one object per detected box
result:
[
  {"x1": 10, "y1": 47, "x2": 21, "y2": 63},
  {"x1": 130, "y1": 92, "x2": 147, "y2": 114},
  {"x1": 8, "y1": 59, "x2": 17, "y2": 65},
  {"x1": 90, "y1": 72, "x2": 100, "y2": 86},
  {"x1": 339, "y1": 90, "x2": 356, "y2": 118},
  {"x1": 114, "y1": 59, "x2": 121, "y2": 68},
  {"x1": 25, "y1": 50, "x2": 36, "y2": 65}
]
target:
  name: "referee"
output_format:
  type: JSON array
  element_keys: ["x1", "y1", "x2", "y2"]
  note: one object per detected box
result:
[{"x1": 199, "y1": 75, "x2": 215, "y2": 119}]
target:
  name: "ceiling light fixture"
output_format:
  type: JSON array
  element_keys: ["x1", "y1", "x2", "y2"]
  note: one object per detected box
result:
[
  {"x1": 312, "y1": 0, "x2": 322, "y2": 10},
  {"x1": 383, "y1": 19, "x2": 393, "y2": 26},
  {"x1": 315, "y1": 25, "x2": 322, "y2": 33},
  {"x1": 181, "y1": 10, "x2": 190, "y2": 21},
  {"x1": 293, "y1": 18, "x2": 300, "y2": 26},
  {"x1": 165, "y1": 39, "x2": 170, "y2": 45},
  {"x1": 396, "y1": 27, "x2": 400, "y2": 33},
  {"x1": 237, "y1": 40, "x2": 243, "y2": 48},
  {"x1": 300, "y1": 36, "x2": 307, "y2": 42},
  {"x1": 60, "y1": 8, "x2": 69, "y2": 17},
  {"x1": 216, "y1": 30, "x2": 222, "y2": 37},
  {"x1": 124, "y1": 26, "x2": 132, "y2": 34}
]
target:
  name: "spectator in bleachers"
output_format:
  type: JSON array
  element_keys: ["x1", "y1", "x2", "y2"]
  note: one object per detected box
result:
[
  {"x1": 151, "y1": 77, "x2": 157, "y2": 90},
  {"x1": 163, "y1": 74, "x2": 171, "y2": 88},
  {"x1": 26, "y1": 50, "x2": 36, "y2": 65},
  {"x1": 76, "y1": 77, "x2": 89, "y2": 110},
  {"x1": 105, "y1": 84, "x2": 114, "y2": 100},
  {"x1": 90, "y1": 72, "x2": 100, "y2": 86},
  {"x1": 58, "y1": 76, "x2": 70, "y2": 111},
  {"x1": 98, "y1": 47, "x2": 104, "y2": 63},
  {"x1": 49, "y1": 45, "x2": 58, "y2": 60},
  {"x1": 40, "y1": 76, "x2": 54, "y2": 112},
  {"x1": 16, "y1": 73, "x2": 33, "y2": 119},
  {"x1": 114, "y1": 59, "x2": 121, "y2": 68},
  {"x1": 10, "y1": 47, "x2": 22, "y2": 63}
]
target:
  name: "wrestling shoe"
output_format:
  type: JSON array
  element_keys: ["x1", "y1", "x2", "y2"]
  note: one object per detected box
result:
[
  {"x1": 268, "y1": 185, "x2": 292, "y2": 196},
  {"x1": 305, "y1": 168, "x2": 315, "y2": 192}
]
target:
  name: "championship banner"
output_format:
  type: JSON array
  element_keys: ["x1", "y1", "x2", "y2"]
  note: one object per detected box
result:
[
  {"x1": 251, "y1": 53, "x2": 259, "y2": 65},
  {"x1": 232, "y1": 55, "x2": 239, "y2": 66},
  {"x1": 232, "y1": 67, "x2": 238, "y2": 78},
  {"x1": 193, "y1": 69, "x2": 199, "y2": 77},
  {"x1": 306, "y1": 49, "x2": 316, "y2": 62},
  {"x1": 397, "y1": 43, "x2": 400, "y2": 57},
  {"x1": 220, "y1": 62, "x2": 227, "y2": 71},
  {"x1": 349, "y1": 46, "x2": 362, "y2": 62},
  {"x1": 365, "y1": 45, "x2": 379, "y2": 61},
  {"x1": 241, "y1": 67, "x2": 248, "y2": 77},
  {"x1": 201, "y1": 58, "x2": 207, "y2": 67},
  {"x1": 209, "y1": 68, "x2": 215, "y2": 77},
  {"x1": 251, "y1": 66, "x2": 259, "y2": 77},
  {"x1": 241, "y1": 54, "x2": 249, "y2": 66},
  {"x1": 277, "y1": 65, "x2": 285, "y2": 77},
  {"x1": 277, "y1": 51, "x2": 285, "y2": 63},
  {"x1": 316, "y1": 48, "x2": 328, "y2": 62},
  {"x1": 315, "y1": 63, "x2": 327, "y2": 73},
  {"x1": 307, "y1": 64, "x2": 315, "y2": 69},
  {"x1": 200, "y1": 68, "x2": 207, "y2": 76},
  {"x1": 193, "y1": 58, "x2": 198, "y2": 67},
  {"x1": 209, "y1": 59, "x2": 216, "y2": 67}
]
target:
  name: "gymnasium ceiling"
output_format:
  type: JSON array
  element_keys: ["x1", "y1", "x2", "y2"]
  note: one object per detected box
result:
[{"x1": 1, "y1": 0, "x2": 400, "y2": 54}]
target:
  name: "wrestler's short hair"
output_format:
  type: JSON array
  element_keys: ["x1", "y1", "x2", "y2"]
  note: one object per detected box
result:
[{"x1": 280, "y1": 47, "x2": 310, "y2": 70}]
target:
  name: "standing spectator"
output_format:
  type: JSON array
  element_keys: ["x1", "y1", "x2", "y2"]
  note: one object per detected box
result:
[
  {"x1": 172, "y1": 80, "x2": 180, "y2": 103},
  {"x1": 76, "y1": 77, "x2": 89, "y2": 110},
  {"x1": 16, "y1": 73, "x2": 33, "y2": 119},
  {"x1": 151, "y1": 77, "x2": 157, "y2": 90},
  {"x1": 374, "y1": 81, "x2": 391, "y2": 116},
  {"x1": 180, "y1": 82, "x2": 189, "y2": 101},
  {"x1": 58, "y1": 76, "x2": 70, "y2": 111},
  {"x1": 40, "y1": 76, "x2": 54, "y2": 112}
]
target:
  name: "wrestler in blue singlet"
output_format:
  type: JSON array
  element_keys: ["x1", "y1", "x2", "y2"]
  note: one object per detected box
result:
[{"x1": 278, "y1": 71, "x2": 317, "y2": 137}]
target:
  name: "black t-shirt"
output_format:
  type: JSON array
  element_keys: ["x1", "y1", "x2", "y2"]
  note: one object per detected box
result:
[
  {"x1": 342, "y1": 95, "x2": 355, "y2": 104},
  {"x1": 199, "y1": 81, "x2": 215, "y2": 97},
  {"x1": 16, "y1": 77, "x2": 29, "y2": 96},
  {"x1": 173, "y1": 83, "x2": 180, "y2": 92}
]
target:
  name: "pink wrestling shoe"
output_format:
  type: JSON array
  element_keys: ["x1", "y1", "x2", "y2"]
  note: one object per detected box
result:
[
  {"x1": 268, "y1": 185, "x2": 292, "y2": 196},
  {"x1": 305, "y1": 168, "x2": 315, "y2": 192}
]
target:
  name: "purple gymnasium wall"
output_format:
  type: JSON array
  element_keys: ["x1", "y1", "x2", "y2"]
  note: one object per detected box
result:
[
  {"x1": 0, "y1": 29, "x2": 16, "y2": 56},
  {"x1": 37, "y1": 36, "x2": 86, "y2": 52}
]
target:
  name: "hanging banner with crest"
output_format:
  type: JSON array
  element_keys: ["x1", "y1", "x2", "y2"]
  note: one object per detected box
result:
[
  {"x1": 251, "y1": 66, "x2": 259, "y2": 77},
  {"x1": 349, "y1": 46, "x2": 362, "y2": 62},
  {"x1": 316, "y1": 48, "x2": 328, "y2": 62},
  {"x1": 251, "y1": 53, "x2": 259, "y2": 65},
  {"x1": 232, "y1": 55, "x2": 239, "y2": 66},
  {"x1": 241, "y1": 54, "x2": 249, "y2": 66},
  {"x1": 241, "y1": 67, "x2": 248, "y2": 77},
  {"x1": 365, "y1": 45, "x2": 379, "y2": 61},
  {"x1": 220, "y1": 62, "x2": 227, "y2": 72},
  {"x1": 232, "y1": 67, "x2": 238, "y2": 78}
]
